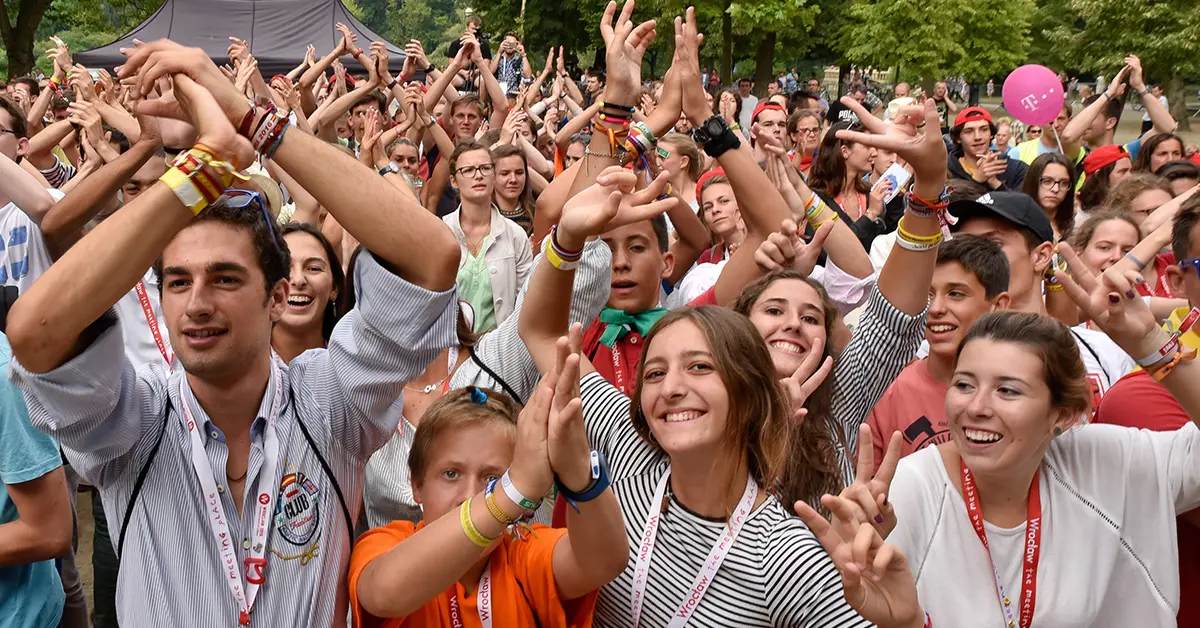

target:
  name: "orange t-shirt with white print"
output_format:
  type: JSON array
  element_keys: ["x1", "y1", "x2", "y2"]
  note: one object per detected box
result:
[{"x1": 349, "y1": 521, "x2": 598, "y2": 628}]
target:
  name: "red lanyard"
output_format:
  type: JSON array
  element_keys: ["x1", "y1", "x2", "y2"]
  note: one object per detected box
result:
[
  {"x1": 609, "y1": 343, "x2": 628, "y2": 395},
  {"x1": 135, "y1": 279, "x2": 173, "y2": 370},
  {"x1": 961, "y1": 461, "x2": 1042, "y2": 628},
  {"x1": 836, "y1": 191, "x2": 868, "y2": 220}
]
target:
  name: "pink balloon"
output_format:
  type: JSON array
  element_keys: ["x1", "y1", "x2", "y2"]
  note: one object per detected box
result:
[{"x1": 1002, "y1": 65, "x2": 1065, "y2": 126}]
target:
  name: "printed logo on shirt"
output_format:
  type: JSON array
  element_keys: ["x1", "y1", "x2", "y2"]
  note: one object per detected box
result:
[
  {"x1": 0, "y1": 225, "x2": 30, "y2": 284},
  {"x1": 1087, "y1": 373, "x2": 1105, "y2": 411},
  {"x1": 902, "y1": 415, "x2": 952, "y2": 451},
  {"x1": 275, "y1": 472, "x2": 320, "y2": 547}
]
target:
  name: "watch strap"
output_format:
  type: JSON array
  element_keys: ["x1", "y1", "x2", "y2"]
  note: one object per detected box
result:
[{"x1": 557, "y1": 450, "x2": 610, "y2": 506}]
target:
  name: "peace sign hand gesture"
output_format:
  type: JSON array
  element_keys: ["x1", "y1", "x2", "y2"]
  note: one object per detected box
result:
[
  {"x1": 753, "y1": 218, "x2": 834, "y2": 279},
  {"x1": 821, "y1": 425, "x2": 902, "y2": 538},
  {"x1": 1055, "y1": 242, "x2": 1168, "y2": 358},
  {"x1": 778, "y1": 335, "x2": 834, "y2": 422},
  {"x1": 795, "y1": 498, "x2": 924, "y2": 628}
]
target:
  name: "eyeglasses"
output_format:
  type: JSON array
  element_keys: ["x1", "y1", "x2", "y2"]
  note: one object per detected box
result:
[
  {"x1": 794, "y1": 127, "x2": 820, "y2": 136},
  {"x1": 454, "y1": 164, "x2": 495, "y2": 179},
  {"x1": 0, "y1": 128, "x2": 14, "y2": 137},
  {"x1": 1178, "y1": 258, "x2": 1200, "y2": 274},
  {"x1": 221, "y1": 189, "x2": 277, "y2": 241},
  {"x1": 1027, "y1": 128, "x2": 1043, "y2": 136},
  {"x1": 1038, "y1": 177, "x2": 1071, "y2": 191}
]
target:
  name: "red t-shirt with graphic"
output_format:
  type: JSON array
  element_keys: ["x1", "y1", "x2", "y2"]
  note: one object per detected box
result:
[{"x1": 866, "y1": 359, "x2": 949, "y2": 473}]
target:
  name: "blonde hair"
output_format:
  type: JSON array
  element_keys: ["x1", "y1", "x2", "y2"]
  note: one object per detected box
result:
[{"x1": 407, "y1": 387, "x2": 519, "y2": 485}]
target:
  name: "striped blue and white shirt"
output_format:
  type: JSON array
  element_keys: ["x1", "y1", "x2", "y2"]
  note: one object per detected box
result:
[{"x1": 10, "y1": 251, "x2": 457, "y2": 627}]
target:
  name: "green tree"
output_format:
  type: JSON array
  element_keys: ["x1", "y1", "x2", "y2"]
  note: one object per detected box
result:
[
  {"x1": 1, "y1": 0, "x2": 54, "y2": 76},
  {"x1": 1057, "y1": 0, "x2": 1200, "y2": 130},
  {"x1": 728, "y1": 0, "x2": 818, "y2": 95},
  {"x1": 837, "y1": 0, "x2": 1033, "y2": 89}
]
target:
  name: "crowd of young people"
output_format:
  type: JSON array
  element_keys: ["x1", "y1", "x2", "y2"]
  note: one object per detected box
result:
[{"x1": 1, "y1": 3, "x2": 1200, "y2": 628}]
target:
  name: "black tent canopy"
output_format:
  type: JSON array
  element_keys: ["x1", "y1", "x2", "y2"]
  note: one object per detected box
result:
[{"x1": 75, "y1": 0, "x2": 405, "y2": 77}]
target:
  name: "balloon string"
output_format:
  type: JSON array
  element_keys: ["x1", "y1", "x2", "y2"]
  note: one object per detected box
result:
[{"x1": 1051, "y1": 125, "x2": 1065, "y2": 155}]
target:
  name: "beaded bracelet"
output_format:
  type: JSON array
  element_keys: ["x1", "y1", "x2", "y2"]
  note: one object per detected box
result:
[{"x1": 459, "y1": 498, "x2": 496, "y2": 548}]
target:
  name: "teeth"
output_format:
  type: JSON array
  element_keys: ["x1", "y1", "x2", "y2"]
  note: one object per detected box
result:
[
  {"x1": 928, "y1": 324, "x2": 956, "y2": 333},
  {"x1": 288, "y1": 296, "x2": 313, "y2": 305},
  {"x1": 187, "y1": 330, "x2": 222, "y2": 338},
  {"x1": 663, "y1": 411, "x2": 701, "y2": 423},
  {"x1": 964, "y1": 428, "x2": 1002, "y2": 443},
  {"x1": 769, "y1": 341, "x2": 804, "y2": 355}
]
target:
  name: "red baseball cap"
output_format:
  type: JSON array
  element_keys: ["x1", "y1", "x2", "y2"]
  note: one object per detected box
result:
[
  {"x1": 696, "y1": 167, "x2": 727, "y2": 203},
  {"x1": 1082, "y1": 144, "x2": 1130, "y2": 176},
  {"x1": 954, "y1": 106, "x2": 992, "y2": 128},
  {"x1": 751, "y1": 102, "x2": 786, "y2": 124}
]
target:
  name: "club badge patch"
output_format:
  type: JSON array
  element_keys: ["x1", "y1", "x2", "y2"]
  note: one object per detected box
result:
[{"x1": 275, "y1": 472, "x2": 320, "y2": 546}]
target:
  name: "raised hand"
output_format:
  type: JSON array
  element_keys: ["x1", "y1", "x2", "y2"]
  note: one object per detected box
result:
[
  {"x1": 335, "y1": 22, "x2": 360, "y2": 56},
  {"x1": 118, "y1": 39, "x2": 251, "y2": 126},
  {"x1": 557, "y1": 46, "x2": 566, "y2": 74},
  {"x1": 795, "y1": 499, "x2": 924, "y2": 628},
  {"x1": 820, "y1": 425, "x2": 901, "y2": 539},
  {"x1": 406, "y1": 39, "x2": 429, "y2": 70},
  {"x1": 546, "y1": 330, "x2": 592, "y2": 491},
  {"x1": 305, "y1": 44, "x2": 318, "y2": 67},
  {"x1": 599, "y1": 0, "x2": 657, "y2": 101},
  {"x1": 234, "y1": 56, "x2": 258, "y2": 96},
  {"x1": 68, "y1": 63, "x2": 96, "y2": 102},
  {"x1": 226, "y1": 37, "x2": 250, "y2": 64},
  {"x1": 1055, "y1": 242, "x2": 1167, "y2": 357},
  {"x1": 370, "y1": 41, "x2": 390, "y2": 80},
  {"x1": 508, "y1": 370, "x2": 557, "y2": 504},
  {"x1": 777, "y1": 335, "x2": 834, "y2": 422},
  {"x1": 67, "y1": 100, "x2": 104, "y2": 140},
  {"x1": 1125, "y1": 55, "x2": 1147, "y2": 93},
  {"x1": 556, "y1": 166, "x2": 676, "y2": 249},
  {"x1": 359, "y1": 109, "x2": 385, "y2": 167},
  {"x1": 833, "y1": 98, "x2": 947, "y2": 197},
  {"x1": 146, "y1": 74, "x2": 255, "y2": 168},
  {"x1": 97, "y1": 69, "x2": 117, "y2": 104},
  {"x1": 753, "y1": 218, "x2": 834, "y2": 278},
  {"x1": 543, "y1": 48, "x2": 555, "y2": 77},
  {"x1": 673, "y1": 7, "x2": 711, "y2": 124}
]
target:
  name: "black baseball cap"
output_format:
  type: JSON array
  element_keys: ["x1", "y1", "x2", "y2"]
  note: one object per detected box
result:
[{"x1": 949, "y1": 191, "x2": 1054, "y2": 244}]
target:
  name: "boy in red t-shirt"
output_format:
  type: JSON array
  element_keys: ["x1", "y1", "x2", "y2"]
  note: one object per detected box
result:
[{"x1": 867, "y1": 235, "x2": 1010, "y2": 469}]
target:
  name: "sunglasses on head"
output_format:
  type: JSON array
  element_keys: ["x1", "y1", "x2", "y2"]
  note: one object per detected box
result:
[
  {"x1": 1179, "y1": 258, "x2": 1200, "y2": 274},
  {"x1": 221, "y1": 189, "x2": 276, "y2": 241}
]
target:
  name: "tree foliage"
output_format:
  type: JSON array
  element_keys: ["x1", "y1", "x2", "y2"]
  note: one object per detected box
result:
[{"x1": 837, "y1": 0, "x2": 1033, "y2": 82}]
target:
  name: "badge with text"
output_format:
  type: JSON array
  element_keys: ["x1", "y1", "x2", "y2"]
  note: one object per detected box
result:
[{"x1": 275, "y1": 472, "x2": 320, "y2": 547}]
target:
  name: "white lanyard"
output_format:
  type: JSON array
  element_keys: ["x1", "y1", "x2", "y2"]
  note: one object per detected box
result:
[
  {"x1": 135, "y1": 279, "x2": 174, "y2": 370},
  {"x1": 630, "y1": 469, "x2": 758, "y2": 628},
  {"x1": 448, "y1": 561, "x2": 493, "y2": 628},
  {"x1": 180, "y1": 360, "x2": 284, "y2": 626}
]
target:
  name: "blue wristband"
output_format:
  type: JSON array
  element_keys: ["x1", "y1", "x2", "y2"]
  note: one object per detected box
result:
[{"x1": 556, "y1": 450, "x2": 610, "y2": 513}]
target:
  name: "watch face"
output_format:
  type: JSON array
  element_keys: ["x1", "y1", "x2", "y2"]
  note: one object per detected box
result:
[{"x1": 703, "y1": 117, "x2": 726, "y2": 137}]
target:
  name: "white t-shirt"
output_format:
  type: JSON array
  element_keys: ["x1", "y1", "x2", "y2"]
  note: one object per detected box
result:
[
  {"x1": 739, "y1": 94, "x2": 760, "y2": 131},
  {"x1": 113, "y1": 269, "x2": 174, "y2": 371},
  {"x1": 1067, "y1": 325, "x2": 1135, "y2": 412},
  {"x1": 0, "y1": 189, "x2": 63, "y2": 293},
  {"x1": 890, "y1": 421, "x2": 1200, "y2": 627}
]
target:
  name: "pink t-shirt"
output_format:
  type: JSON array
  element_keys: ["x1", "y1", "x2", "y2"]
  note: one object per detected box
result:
[{"x1": 866, "y1": 358, "x2": 950, "y2": 472}]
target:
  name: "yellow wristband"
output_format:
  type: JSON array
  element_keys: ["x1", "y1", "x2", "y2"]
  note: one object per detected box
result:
[
  {"x1": 811, "y1": 213, "x2": 839, "y2": 228},
  {"x1": 1046, "y1": 283, "x2": 1065, "y2": 292},
  {"x1": 160, "y1": 167, "x2": 208, "y2": 215},
  {"x1": 484, "y1": 491, "x2": 514, "y2": 526},
  {"x1": 897, "y1": 218, "x2": 943, "y2": 245},
  {"x1": 460, "y1": 498, "x2": 496, "y2": 548},
  {"x1": 544, "y1": 236, "x2": 580, "y2": 271}
]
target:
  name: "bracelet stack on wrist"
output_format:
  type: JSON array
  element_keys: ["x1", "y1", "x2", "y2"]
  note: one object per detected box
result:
[
  {"x1": 160, "y1": 144, "x2": 240, "y2": 215},
  {"x1": 545, "y1": 226, "x2": 583, "y2": 271},
  {"x1": 1138, "y1": 307, "x2": 1200, "y2": 381},
  {"x1": 556, "y1": 450, "x2": 610, "y2": 513},
  {"x1": 248, "y1": 107, "x2": 291, "y2": 158},
  {"x1": 905, "y1": 189, "x2": 954, "y2": 239},
  {"x1": 895, "y1": 217, "x2": 943, "y2": 252}
]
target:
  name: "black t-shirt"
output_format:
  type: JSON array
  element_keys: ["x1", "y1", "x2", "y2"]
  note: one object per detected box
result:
[
  {"x1": 933, "y1": 97, "x2": 951, "y2": 133},
  {"x1": 825, "y1": 100, "x2": 859, "y2": 125},
  {"x1": 446, "y1": 36, "x2": 492, "y2": 60}
]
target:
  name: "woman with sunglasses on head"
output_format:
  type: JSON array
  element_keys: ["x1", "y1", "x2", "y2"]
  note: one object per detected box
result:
[
  {"x1": 271, "y1": 222, "x2": 346, "y2": 363},
  {"x1": 362, "y1": 163, "x2": 673, "y2": 528},
  {"x1": 808, "y1": 119, "x2": 906, "y2": 250},
  {"x1": 807, "y1": 266, "x2": 1200, "y2": 627},
  {"x1": 1022, "y1": 152, "x2": 1077, "y2": 240}
]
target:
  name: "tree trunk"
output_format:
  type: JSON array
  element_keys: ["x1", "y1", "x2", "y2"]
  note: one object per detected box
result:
[
  {"x1": 0, "y1": 0, "x2": 54, "y2": 78},
  {"x1": 1166, "y1": 75, "x2": 1191, "y2": 132},
  {"x1": 752, "y1": 33, "x2": 776, "y2": 98},
  {"x1": 837, "y1": 63, "x2": 850, "y2": 98},
  {"x1": 720, "y1": 0, "x2": 732, "y2": 87}
]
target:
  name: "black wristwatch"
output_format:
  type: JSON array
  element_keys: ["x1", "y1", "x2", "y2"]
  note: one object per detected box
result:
[{"x1": 691, "y1": 115, "x2": 741, "y2": 158}]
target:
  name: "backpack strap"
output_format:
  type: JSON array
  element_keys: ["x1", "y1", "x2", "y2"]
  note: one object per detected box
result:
[
  {"x1": 293, "y1": 414, "x2": 354, "y2": 548},
  {"x1": 469, "y1": 345, "x2": 525, "y2": 405},
  {"x1": 118, "y1": 398, "x2": 172, "y2": 559}
]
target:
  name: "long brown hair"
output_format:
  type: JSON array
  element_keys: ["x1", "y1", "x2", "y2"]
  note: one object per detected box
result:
[
  {"x1": 732, "y1": 270, "x2": 844, "y2": 511},
  {"x1": 629, "y1": 307, "x2": 792, "y2": 514},
  {"x1": 807, "y1": 120, "x2": 871, "y2": 199}
]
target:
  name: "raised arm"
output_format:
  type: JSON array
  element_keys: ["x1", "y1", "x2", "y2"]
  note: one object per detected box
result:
[
  {"x1": 310, "y1": 64, "x2": 382, "y2": 134},
  {"x1": 39, "y1": 115, "x2": 163, "y2": 257},
  {"x1": 0, "y1": 152, "x2": 55, "y2": 225},
  {"x1": 469, "y1": 35, "x2": 511, "y2": 129},
  {"x1": 1127, "y1": 55, "x2": 1177, "y2": 138},
  {"x1": 423, "y1": 47, "x2": 467, "y2": 115},
  {"x1": 1063, "y1": 67, "x2": 1128, "y2": 146},
  {"x1": 24, "y1": 120, "x2": 75, "y2": 170},
  {"x1": 554, "y1": 100, "x2": 602, "y2": 151}
]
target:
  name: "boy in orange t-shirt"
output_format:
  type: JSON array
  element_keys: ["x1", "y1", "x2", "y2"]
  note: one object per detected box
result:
[{"x1": 867, "y1": 235, "x2": 1010, "y2": 470}]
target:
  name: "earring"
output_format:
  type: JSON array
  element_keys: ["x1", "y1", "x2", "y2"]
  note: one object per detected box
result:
[{"x1": 1053, "y1": 427, "x2": 1063, "y2": 436}]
